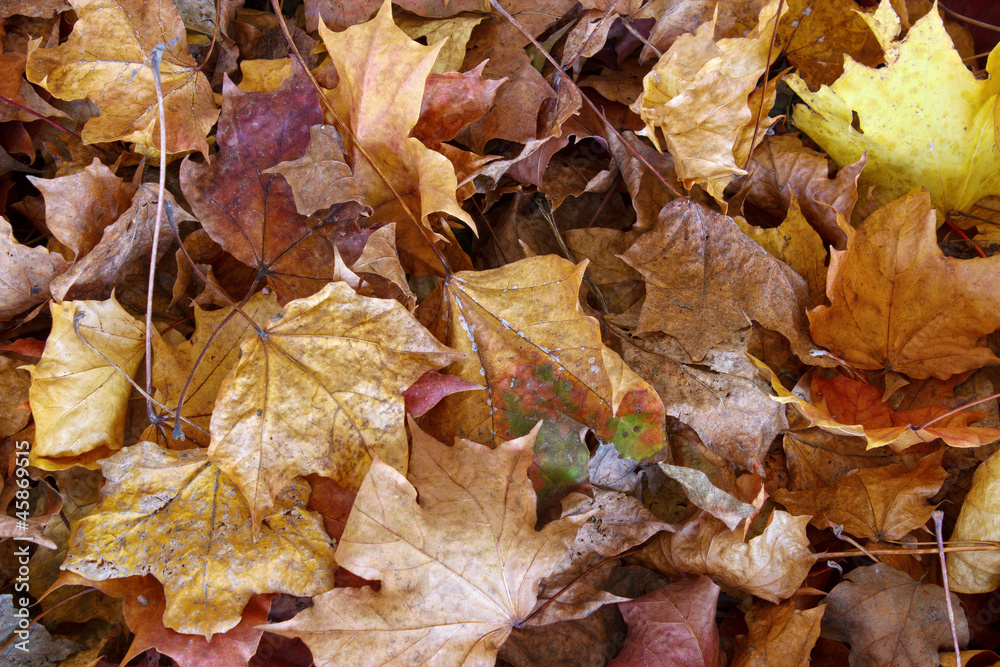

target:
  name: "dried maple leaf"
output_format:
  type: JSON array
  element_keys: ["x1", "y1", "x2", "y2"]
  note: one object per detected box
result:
[
  {"x1": 152, "y1": 292, "x2": 281, "y2": 446},
  {"x1": 638, "y1": 510, "x2": 813, "y2": 603},
  {"x1": 821, "y1": 563, "x2": 969, "y2": 667},
  {"x1": 0, "y1": 356, "x2": 30, "y2": 437},
  {"x1": 267, "y1": 421, "x2": 589, "y2": 667},
  {"x1": 788, "y1": 0, "x2": 1000, "y2": 215},
  {"x1": 27, "y1": 158, "x2": 137, "y2": 260},
  {"x1": 413, "y1": 62, "x2": 504, "y2": 149},
  {"x1": 26, "y1": 296, "x2": 144, "y2": 470},
  {"x1": 0, "y1": 216, "x2": 67, "y2": 322},
  {"x1": 774, "y1": 449, "x2": 946, "y2": 540},
  {"x1": 608, "y1": 575, "x2": 720, "y2": 667},
  {"x1": 621, "y1": 198, "x2": 819, "y2": 364},
  {"x1": 731, "y1": 600, "x2": 825, "y2": 667},
  {"x1": 808, "y1": 188, "x2": 1000, "y2": 379},
  {"x1": 633, "y1": 0, "x2": 785, "y2": 199},
  {"x1": 947, "y1": 449, "x2": 1000, "y2": 593},
  {"x1": 316, "y1": 1, "x2": 474, "y2": 238},
  {"x1": 62, "y1": 443, "x2": 335, "y2": 639},
  {"x1": 25, "y1": 0, "x2": 219, "y2": 157},
  {"x1": 420, "y1": 255, "x2": 665, "y2": 511},
  {"x1": 181, "y1": 64, "x2": 362, "y2": 304},
  {"x1": 208, "y1": 281, "x2": 460, "y2": 534}
]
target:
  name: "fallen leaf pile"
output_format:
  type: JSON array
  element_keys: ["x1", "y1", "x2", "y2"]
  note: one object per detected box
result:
[{"x1": 5, "y1": 0, "x2": 1000, "y2": 664}]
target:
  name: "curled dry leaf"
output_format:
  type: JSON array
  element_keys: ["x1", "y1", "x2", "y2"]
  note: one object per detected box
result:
[
  {"x1": 773, "y1": 449, "x2": 946, "y2": 541},
  {"x1": 621, "y1": 198, "x2": 819, "y2": 364},
  {"x1": 608, "y1": 575, "x2": 721, "y2": 667},
  {"x1": 62, "y1": 443, "x2": 335, "y2": 639},
  {"x1": 267, "y1": 421, "x2": 589, "y2": 667},
  {"x1": 947, "y1": 448, "x2": 1000, "y2": 593},
  {"x1": 421, "y1": 255, "x2": 665, "y2": 510},
  {"x1": 0, "y1": 216, "x2": 68, "y2": 322},
  {"x1": 351, "y1": 223, "x2": 417, "y2": 309},
  {"x1": 731, "y1": 600, "x2": 825, "y2": 667},
  {"x1": 208, "y1": 281, "x2": 460, "y2": 534},
  {"x1": 788, "y1": 0, "x2": 1000, "y2": 215},
  {"x1": 658, "y1": 462, "x2": 756, "y2": 531},
  {"x1": 413, "y1": 61, "x2": 505, "y2": 149},
  {"x1": 633, "y1": 0, "x2": 786, "y2": 199},
  {"x1": 809, "y1": 188, "x2": 1000, "y2": 379},
  {"x1": 638, "y1": 510, "x2": 813, "y2": 603},
  {"x1": 26, "y1": 296, "x2": 144, "y2": 469},
  {"x1": 821, "y1": 563, "x2": 969, "y2": 667},
  {"x1": 25, "y1": 0, "x2": 219, "y2": 156},
  {"x1": 0, "y1": 355, "x2": 30, "y2": 437}
]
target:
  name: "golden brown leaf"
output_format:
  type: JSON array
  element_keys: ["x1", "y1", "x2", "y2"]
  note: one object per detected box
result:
[
  {"x1": 809, "y1": 188, "x2": 1000, "y2": 379},
  {"x1": 731, "y1": 601, "x2": 825, "y2": 667},
  {"x1": 267, "y1": 421, "x2": 588, "y2": 667},
  {"x1": 0, "y1": 355, "x2": 30, "y2": 437},
  {"x1": 26, "y1": 296, "x2": 144, "y2": 469},
  {"x1": 947, "y1": 449, "x2": 1000, "y2": 593},
  {"x1": 0, "y1": 217, "x2": 67, "y2": 324},
  {"x1": 773, "y1": 449, "x2": 946, "y2": 540},
  {"x1": 62, "y1": 442, "x2": 335, "y2": 639},
  {"x1": 26, "y1": 0, "x2": 219, "y2": 157},
  {"x1": 208, "y1": 281, "x2": 460, "y2": 534}
]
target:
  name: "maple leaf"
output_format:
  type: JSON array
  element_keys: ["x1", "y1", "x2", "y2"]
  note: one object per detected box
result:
[
  {"x1": 25, "y1": 0, "x2": 219, "y2": 157},
  {"x1": 947, "y1": 448, "x2": 1000, "y2": 593},
  {"x1": 419, "y1": 255, "x2": 665, "y2": 510},
  {"x1": 634, "y1": 0, "x2": 786, "y2": 199},
  {"x1": 809, "y1": 188, "x2": 1000, "y2": 379},
  {"x1": 731, "y1": 600, "x2": 825, "y2": 667},
  {"x1": 413, "y1": 62, "x2": 505, "y2": 149},
  {"x1": 181, "y1": 63, "x2": 363, "y2": 303},
  {"x1": 208, "y1": 281, "x2": 460, "y2": 534},
  {"x1": 267, "y1": 421, "x2": 589, "y2": 666},
  {"x1": 26, "y1": 296, "x2": 144, "y2": 470},
  {"x1": 621, "y1": 198, "x2": 819, "y2": 363},
  {"x1": 773, "y1": 449, "x2": 946, "y2": 540},
  {"x1": 62, "y1": 442, "x2": 335, "y2": 639},
  {"x1": 821, "y1": 563, "x2": 969, "y2": 666},
  {"x1": 788, "y1": 0, "x2": 1000, "y2": 215},
  {"x1": 0, "y1": 216, "x2": 68, "y2": 322},
  {"x1": 609, "y1": 575, "x2": 721, "y2": 667},
  {"x1": 316, "y1": 1, "x2": 474, "y2": 239}
]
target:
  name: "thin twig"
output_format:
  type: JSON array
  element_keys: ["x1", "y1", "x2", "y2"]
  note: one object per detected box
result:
[
  {"x1": 621, "y1": 18, "x2": 661, "y2": 59},
  {"x1": 536, "y1": 195, "x2": 609, "y2": 315},
  {"x1": 934, "y1": 510, "x2": 963, "y2": 667},
  {"x1": 916, "y1": 390, "x2": 1000, "y2": 430},
  {"x1": 940, "y1": 4, "x2": 1000, "y2": 32},
  {"x1": 819, "y1": 544, "x2": 1000, "y2": 559},
  {"x1": 943, "y1": 213, "x2": 987, "y2": 258},
  {"x1": 743, "y1": 0, "x2": 784, "y2": 171}
]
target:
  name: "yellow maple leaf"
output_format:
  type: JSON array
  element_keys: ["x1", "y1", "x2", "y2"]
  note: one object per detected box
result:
[
  {"x1": 788, "y1": 0, "x2": 1000, "y2": 217},
  {"x1": 25, "y1": 0, "x2": 220, "y2": 158}
]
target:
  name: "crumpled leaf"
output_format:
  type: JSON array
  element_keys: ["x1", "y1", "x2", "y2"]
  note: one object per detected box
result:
[
  {"x1": 0, "y1": 355, "x2": 30, "y2": 437},
  {"x1": 788, "y1": 0, "x2": 1000, "y2": 216},
  {"x1": 27, "y1": 158, "x2": 137, "y2": 260},
  {"x1": 208, "y1": 280, "x2": 460, "y2": 534},
  {"x1": 316, "y1": 1, "x2": 474, "y2": 237},
  {"x1": 25, "y1": 0, "x2": 219, "y2": 156},
  {"x1": 267, "y1": 421, "x2": 590, "y2": 667},
  {"x1": 181, "y1": 63, "x2": 362, "y2": 303},
  {"x1": 421, "y1": 255, "x2": 665, "y2": 511},
  {"x1": 0, "y1": 216, "x2": 69, "y2": 322},
  {"x1": 731, "y1": 600, "x2": 825, "y2": 667},
  {"x1": 821, "y1": 563, "x2": 969, "y2": 667},
  {"x1": 608, "y1": 575, "x2": 720, "y2": 667},
  {"x1": 947, "y1": 449, "x2": 1000, "y2": 593},
  {"x1": 26, "y1": 296, "x2": 144, "y2": 469},
  {"x1": 152, "y1": 292, "x2": 281, "y2": 446},
  {"x1": 634, "y1": 0, "x2": 786, "y2": 199},
  {"x1": 638, "y1": 510, "x2": 813, "y2": 603},
  {"x1": 351, "y1": 223, "x2": 417, "y2": 309},
  {"x1": 62, "y1": 442, "x2": 335, "y2": 639},
  {"x1": 621, "y1": 197, "x2": 820, "y2": 363},
  {"x1": 261, "y1": 124, "x2": 369, "y2": 218},
  {"x1": 774, "y1": 449, "x2": 946, "y2": 540},
  {"x1": 659, "y1": 462, "x2": 756, "y2": 531},
  {"x1": 808, "y1": 188, "x2": 1000, "y2": 379},
  {"x1": 0, "y1": 478, "x2": 60, "y2": 548},
  {"x1": 412, "y1": 61, "x2": 505, "y2": 149}
]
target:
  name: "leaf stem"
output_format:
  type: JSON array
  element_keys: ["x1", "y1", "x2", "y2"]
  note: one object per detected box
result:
[
  {"x1": 934, "y1": 510, "x2": 963, "y2": 667},
  {"x1": 915, "y1": 390, "x2": 1000, "y2": 430}
]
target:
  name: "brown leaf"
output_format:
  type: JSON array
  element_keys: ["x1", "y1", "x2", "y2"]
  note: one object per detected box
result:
[
  {"x1": 412, "y1": 61, "x2": 505, "y2": 148},
  {"x1": 267, "y1": 421, "x2": 589, "y2": 666},
  {"x1": 809, "y1": 188, "x2": 1000, "y2": 379},
  {"x1": 731, "y1": 600, "x2": 825, "y2": 667},
  {"x1": 0, "y1": 477, "x2": 60, "y2": 548},
  {"x1": 621, "y1": 198, "x2": 819, "y2": 364},
  {"x1": 25, "y1": 0, "x2": 219, "y2": 156},
  {"x1": 774, "y1": 449, "x2": 946, "y2": 541},
  {"x1": 609, "y1": 575, "x2": 720, "y2": 667},
  {"x1": 0, "y1": 355, "x2": 30, "y2": 437},
  {"x1": 207, "y1": 281, "x2": 460, "y2": 533},
  {"x1": 947, "y1": 449, "x2": 1000, "y2": 593},
  {"x1": 639, "y1": 510, "x2": 813, "y2": 602},
  {"x1": 351, "y1": 223, "x2": 417, "y2": 309},
  {"x1": 26, "y1": 296, "x2": 144, "y2": 470},
  {"x1": 62, "y1": 443, "x2": 335, "y2": 639},
  {"x1": 821, "y1": 563, "x2": 969, "y2": 667}
]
